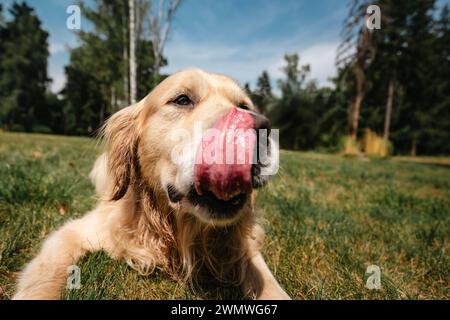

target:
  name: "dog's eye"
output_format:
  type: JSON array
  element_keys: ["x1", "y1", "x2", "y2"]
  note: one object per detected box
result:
[
  {"x1": 238, "y1": 104, "x2": 249, "y2": 110},
  {"x1": 172, "y1": 94, "x2": 193, "y2": 107}
]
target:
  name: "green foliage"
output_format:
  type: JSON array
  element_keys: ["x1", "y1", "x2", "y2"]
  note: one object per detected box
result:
[
  {"x1": 62, "y1": 0, "x2": 165, "y2": 135},
  {"x1": 0, "y1": 132, "x2": 448, "y2": 299},
  {"x1": 265, "y1": 0, "x2": 450, "y2": 155},
  {"x1": 248, "y1": 71, "x2": 273, "y2": 114},
  {"x1": 350, "y1": 0, "x2": 450, "y2": 155},
  {"x1": 0, "y1": 2, "x2": 50, "y2": 132},
  {"x1": 266, "y1": 54, "x2": 346, "y2": 151},
  {"x1": 0, "y1": 1, "x2": 165, "y2": 137}
]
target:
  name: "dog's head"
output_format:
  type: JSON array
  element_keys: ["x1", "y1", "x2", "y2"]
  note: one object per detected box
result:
[{"x1": 104, "y1": 69, "x2": 278, "y2": 226}]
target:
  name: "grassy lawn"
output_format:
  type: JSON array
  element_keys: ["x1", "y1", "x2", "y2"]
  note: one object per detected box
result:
[{"x1": 0, "y1": 132, "x2": 448, "y2": 300}]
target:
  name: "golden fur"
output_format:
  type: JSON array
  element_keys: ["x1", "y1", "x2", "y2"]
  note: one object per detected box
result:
[{"x1": 13, "y1": 69, "x2": 290, "y2": 300}]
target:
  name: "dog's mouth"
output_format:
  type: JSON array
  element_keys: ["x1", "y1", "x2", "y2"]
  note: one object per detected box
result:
[
  {"x1": 187, "y1": 185, "x2": 248, "y2": 220},
  {"x1": 166, "y1": 107, "x2": 271, "y2": 224},
  {"x1": 167, "y1": 183, "x2": 247, "y2": 223},
  {"x1": 166, "y1": 164, "x2": 266, "y2": 222}
]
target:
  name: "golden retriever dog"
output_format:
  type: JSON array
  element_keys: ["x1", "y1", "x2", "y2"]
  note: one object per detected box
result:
[{"x1": 13, "y1": 69, "x2": 290, "y2": 300}]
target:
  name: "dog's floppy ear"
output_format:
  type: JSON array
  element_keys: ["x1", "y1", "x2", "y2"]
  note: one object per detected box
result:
[{"x1": 102, "y1": 106, "x2": 141, "y2": 200}]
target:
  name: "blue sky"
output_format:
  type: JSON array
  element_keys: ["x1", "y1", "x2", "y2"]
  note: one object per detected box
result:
[{"x1": 2, "y1": 0, "x2": 449, "y2": 93}]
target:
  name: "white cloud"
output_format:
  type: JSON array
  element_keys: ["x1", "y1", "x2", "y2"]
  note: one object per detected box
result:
[
  {"x1": 302, "y1": 42, "x2": 338, "y2": 86},
  {"x1": 163, "y1": 38, "x2": 273, "y2": 84},
  {"x1": 49, "y1": 42, "x2": 66, "y2": 55},
  {"x1": 47, "y1": 37, "x2": 338, "y2": 94},
  {"x1": 48, "y1": 39, "x2": 75, "y2": 93},
  {"x1": 48, "y1": 62, "x2": 66, "y2": 93},
  {"x1": 162, "y1": 35, "x2": 338, "y2": 90},
  {"x1": 270, "y1": 42, "x2": 339, "y2": 86},
  {"x1": 48, "y1": 41, "x2": 67, "y2": 92}
]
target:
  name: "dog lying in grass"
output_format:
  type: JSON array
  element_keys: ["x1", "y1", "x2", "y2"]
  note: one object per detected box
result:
[{"x1": 13, "y1": 69, "x2": 290, "y2": 300}]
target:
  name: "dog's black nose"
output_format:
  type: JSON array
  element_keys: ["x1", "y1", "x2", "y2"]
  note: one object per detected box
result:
[
  {"x1": 251, "y1": 112, "x2": 271, "y2": 132},
  {"x1": 250, "y1": 112, "x2": 271, "y2": 157}
]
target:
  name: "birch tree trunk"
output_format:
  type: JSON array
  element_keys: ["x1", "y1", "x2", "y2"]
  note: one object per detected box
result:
[
  {"x1": 123, "y1": 8, "x2": 129, "y2": 106},
  {"x1": 149, "y1": 0, "x2": 181, "y2": 79},
  {"x1": 129, "y1": 0, "x2": 137, "y2": 104}
]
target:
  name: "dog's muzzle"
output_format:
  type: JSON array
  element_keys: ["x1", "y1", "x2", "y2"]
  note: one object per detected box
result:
[
  {"x1": 194, "y1": 107, "x2": 270, "y2": 201},
  {"x1": 168, "y1": 107, "x2": 271, "y2": 222}
]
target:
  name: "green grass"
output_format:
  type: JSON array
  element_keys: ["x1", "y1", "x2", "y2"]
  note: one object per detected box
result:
[{"x1": 0, "y1": 132, "x2": 449, "y2": 300}]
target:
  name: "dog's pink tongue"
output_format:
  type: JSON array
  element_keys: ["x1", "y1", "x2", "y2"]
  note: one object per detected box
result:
[{"x1": 194, "y1": 108, "x2": 255, "y2": 200}]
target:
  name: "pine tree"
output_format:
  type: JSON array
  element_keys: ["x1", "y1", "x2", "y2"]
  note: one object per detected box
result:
[
  {"x1": 400, "y1": 0, "x2": 436, "y2": 155},
  {"x1": 427, "y1": 4, "x2": 450, "y2": 154},
  {"x1": 270, "y1": 54, "x2": 321, "y2": 150},
  {"x1": 342, "y1": 0, "x2": 448, "y2": 155},
  {"x1": 360, "y1": 0, "x2": 408, "y2": 142},
  {"x1": 253, "y1": 71, "x2": 273, "y2": 114},
  {"x1": 0, "y1": 2, "x2": 50, "y2": 132}
]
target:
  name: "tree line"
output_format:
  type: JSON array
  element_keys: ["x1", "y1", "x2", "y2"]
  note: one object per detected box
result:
[
  {"x1": 247, "y1": 0, "x2": 450, "y2": 155},
  {"x1": 0, "y1": 0, "x2": 179, "y2": 135},
  {"x1": 0, "y1": 0, "x2": 449, "y2": 155}
]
